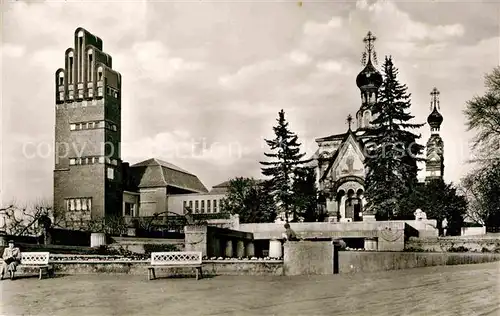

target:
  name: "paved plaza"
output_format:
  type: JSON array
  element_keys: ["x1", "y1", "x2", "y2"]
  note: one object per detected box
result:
[{"x1": 1, "y1": 262, "x2": 499, "y2": 316}]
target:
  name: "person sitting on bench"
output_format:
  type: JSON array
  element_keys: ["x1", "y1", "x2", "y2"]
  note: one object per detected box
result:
[{"x1": 1, "y1": 240, "x2": 22, "y2": 280}]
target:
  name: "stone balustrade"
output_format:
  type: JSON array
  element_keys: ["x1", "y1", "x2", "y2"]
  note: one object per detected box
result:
[{"x1": 184, "y1": 225, "x2": 255, "y2": 258}]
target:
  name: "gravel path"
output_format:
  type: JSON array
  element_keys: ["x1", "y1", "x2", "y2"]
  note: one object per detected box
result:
[{"x1": 1, "y1": 262, "x2": 499, "y2": 316}]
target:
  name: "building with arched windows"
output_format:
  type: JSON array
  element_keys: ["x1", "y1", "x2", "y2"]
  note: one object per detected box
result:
[
  {"x1": 53, "y1": 28, "x2": 229, "y2": 228},
  {"x1": 53, "y1": 28, "x2": 445, "y2": 228},
  {"x1": 310, "y1": 32, "x2": 445, "y2": 223}
]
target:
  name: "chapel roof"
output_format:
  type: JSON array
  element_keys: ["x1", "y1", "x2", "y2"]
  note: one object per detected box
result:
[{"x1": 129, "y1": 158, "x2": 208, "y2": 193}]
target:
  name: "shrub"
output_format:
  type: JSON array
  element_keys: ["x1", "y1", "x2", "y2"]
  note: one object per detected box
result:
[
  {"x1": 404, "y1": 247, "x2": 424, "y2": 252},
  {"x1": 143, "y1": 243, "x2": 179, "y2": 255},
  {"x1": 481, "y1": 247, "x2": 491, "y2": 253},
  {"x1": 448, "y1": 246, "x2": 469, "y2": 252}
]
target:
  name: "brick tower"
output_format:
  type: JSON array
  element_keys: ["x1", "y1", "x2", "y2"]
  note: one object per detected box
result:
[
  {"x1": 425, "y1": 87, "x2": 445, "y2": 182},
  {"x1": 53, "y1": 27, "x2": 122, "y2": 228}
]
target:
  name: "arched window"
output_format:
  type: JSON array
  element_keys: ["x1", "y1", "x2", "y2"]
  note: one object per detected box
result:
[
  {"x1": 78, "y1": 31, "x2": 84, "y2": 83},
  {"x1": 364, "y1": 110, "x2": 371, "y2": 127},
  {"x1": 58, "y1": 72, "x2": 64, "y2": 86},
  {"x1": 87, "y1": 50, "x2": 93, "y2": 82},
  {"x1": 97, "y1": 66, "x2": 103, "y2": 81},
  {"x1": 68, "y1": 51, "x2": 74, "y2": 84}
]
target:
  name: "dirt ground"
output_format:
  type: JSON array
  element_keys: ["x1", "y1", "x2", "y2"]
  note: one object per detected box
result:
[{"x1": 1, "y1": 262, "x2": 499, "y2": 316}]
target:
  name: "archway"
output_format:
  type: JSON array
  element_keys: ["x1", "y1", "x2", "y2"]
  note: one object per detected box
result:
[{"x1": 337, "y1": 180, "x2": 365, "y2": 222}]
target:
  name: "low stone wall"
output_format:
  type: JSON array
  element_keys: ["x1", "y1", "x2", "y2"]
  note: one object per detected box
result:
[
  {"x1": 283, "y1": 241, "x2": 334, "y2": 276},
  {"x1": 406, "y1": 236, "x2": 500, "y2": 252},
  {"x1": 16, "y1": 260, "x2": 283, "y2": 277},
  {"x1": 339, "y1": 251, "x2": 500, "y2": 273},
  {"x1": 202, "y1": 260, "x2": 283, "y2": 276},
  {"x1": 12, "y1": 252, "x2": 500, "y2": 278},
  {"x1": 461, "y1": 226, "x2": 487, "y2": 236}
]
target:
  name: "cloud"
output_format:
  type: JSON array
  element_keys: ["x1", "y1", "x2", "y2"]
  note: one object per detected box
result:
[
  {"x1": 303, "y1": 16, "x2": 343, "y2": 36},
  {"x1": 126, "y1": 41, "x2": 205, "y2": 83},
  {"x1": 1, "y1": 0, "x2": 497, "y2": 202},
  {"x1": 288, "y1": 50, "x2": 312, "y2": 65},
  {"x1": 123, "y1": 130, "x2": 252, "y2": 169},
  {"x1": 2, "y1": 43, "x2": 26, "y2": 58},
  {"x1": 316, "y1": 60, "x2": 344, "y2": 73}
]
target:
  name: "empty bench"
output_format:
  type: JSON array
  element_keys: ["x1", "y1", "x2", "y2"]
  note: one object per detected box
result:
[
  {"x1": 17, "y1": 252, "x2": 54, "y2": 280},
  {"x1": 147, "y1": 252, "x2": 203, "y2": 281}
]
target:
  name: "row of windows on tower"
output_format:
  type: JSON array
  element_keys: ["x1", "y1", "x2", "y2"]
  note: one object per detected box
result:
[
  {"x1": 57, "y1": 85, "x2": 119, "y2": 102},
  {"x1": 70, "y1": 120, "x2": 117, "y2": 132},
  {"x1": 69, "y1": 156, "x2": 118, "y2": 166},
  {"x1": 65, "y1": 197, "x2": 92, "y2": 212},
  {"x1": 183, "y1": 200, "x2": 219, "y2": 214}
]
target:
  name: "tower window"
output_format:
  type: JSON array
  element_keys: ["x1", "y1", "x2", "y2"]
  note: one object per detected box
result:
[
  {"x1": 107, "y1": 167, "x2": 114, "y2": 180},
  {"x1": 68, "y1": 56, "x2": 74, "y2": 84},
  {"x1": 78, "y1": 37, "x2": 83, "y2": 82},
  {"x1": 88, "y1": 51, "x2": 93, "y2": 81},
  {"x1": 97, "y1": 67, "x2": 103, "y2": 81}
]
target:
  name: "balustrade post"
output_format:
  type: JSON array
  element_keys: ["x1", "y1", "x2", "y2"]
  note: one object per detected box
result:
[
  {"x1": 269, "y1": 239, "x2": 283, "y2": 258},
  {"x1": 225, "y1": 239, "x2": 234, "y2": 258},
  {"x1": 236, "y1": 240, "x2": 245, "y2": 258},
  {"x1": 246, "y1": 241, "x2": 255, "y2": 257}
]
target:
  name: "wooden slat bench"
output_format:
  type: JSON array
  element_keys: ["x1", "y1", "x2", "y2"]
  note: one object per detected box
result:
[
  {"x1": 17, "y1": 252, "x2": 54, "y2": 280},
  {"x1": 147, "y1": 251, "x2": 203, "y2": 281}
]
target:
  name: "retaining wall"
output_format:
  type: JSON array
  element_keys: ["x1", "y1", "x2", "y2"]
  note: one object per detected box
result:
[
  {"x1": 339, "y1": 251, "x2": 500, "y2": 273},
  {"x1": 406, "y1": 236, "x2": 500, "y2": 252}
]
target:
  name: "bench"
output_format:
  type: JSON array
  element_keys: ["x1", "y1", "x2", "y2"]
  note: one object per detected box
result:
[
  {"x1": 147, "y1": 252, "x2": 203, "y2": 281},
  {"x1": 16, "y1": 252, "x2": 54, "y2": 280}
]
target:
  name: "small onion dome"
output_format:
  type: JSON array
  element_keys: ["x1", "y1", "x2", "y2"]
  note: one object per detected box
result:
[
  {"x1": 427, "y1": 106, "x2": 443, "y2": 129},
  {"x1": 356, "y1": 60, "x2": 383, "y2": 89}
]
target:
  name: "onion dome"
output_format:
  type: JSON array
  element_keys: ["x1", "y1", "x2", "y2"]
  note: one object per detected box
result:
[
  {"x1": 356, "y1": 60, "x2": 383, "y2": 89},
  {"x1": 427, "y1": 87, "x2": 443, "y2": 131},
  {"x1": 427, "y1": 106, "x2": 443, "y2": 129}
]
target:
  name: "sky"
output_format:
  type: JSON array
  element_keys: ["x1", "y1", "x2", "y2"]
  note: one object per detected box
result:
[{"x1": 1, "y1": 0, "x2": 499, "y2": 205}]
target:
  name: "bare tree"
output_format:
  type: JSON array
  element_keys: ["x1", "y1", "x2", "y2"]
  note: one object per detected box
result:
[
  {"x1": 0, "y1": 199, "x2": 61, "y2": 240},
  {"x1": 464, "y1": 67, "x2": 500, "y2": 164}
]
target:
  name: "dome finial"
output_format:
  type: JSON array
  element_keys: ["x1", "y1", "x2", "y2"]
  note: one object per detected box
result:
[
  {"x1": 427, "y1": 87, "x2": 443, "y2": 132},
  {"x1": 430, "y1": 87, "x2": 440, "y2": 111},
  {"x1": 346, "y1": 114, "x2": 353, "y2": 130},
  {"x1": 361, "y1": 31, "x2": 378, "y2": 66},
  {"x1": 356, "y1": 31, "x2": 383, "y2": 90}
]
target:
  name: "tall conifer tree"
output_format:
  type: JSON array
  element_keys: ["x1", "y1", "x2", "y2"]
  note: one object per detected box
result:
[
  {"x1": 260, "y1": 109, "x2": 311, "y2": 222},
  {"x1": 364, "y1": 56, "x2": 425, "y2": 219}
]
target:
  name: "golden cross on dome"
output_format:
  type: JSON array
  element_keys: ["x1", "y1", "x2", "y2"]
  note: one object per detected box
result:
[
  {"x1": 361, "y1": 31, "x2": 378, "y2": 66},
  {"x1": 346, "y1": 114, "x2": 353, "y2": 130},
  {"x1": 430, "y1": 87, "x2": 440, "y2": 110}
]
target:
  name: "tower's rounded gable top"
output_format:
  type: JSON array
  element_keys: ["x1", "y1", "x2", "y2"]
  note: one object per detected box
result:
[
  {"x1": 356, "y1": 60, "x2": 383, "y2": 89},
  {"x1": 74, "y1": 27, "x2": 103, "y2": 51}
]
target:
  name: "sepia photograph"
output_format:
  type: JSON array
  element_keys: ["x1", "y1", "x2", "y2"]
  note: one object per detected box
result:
[{"x1": 1, "y1": 0, "x2": 499, "y2": 315}]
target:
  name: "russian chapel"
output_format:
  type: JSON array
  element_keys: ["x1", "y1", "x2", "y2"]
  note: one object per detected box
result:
[{"x1": 312, "y1": 32, "x2": 445, "y2": 223}]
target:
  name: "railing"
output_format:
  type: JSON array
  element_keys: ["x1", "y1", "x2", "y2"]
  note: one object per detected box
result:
[{"x1": 486, "y1": 226, "x2": 500, "y2": 233}]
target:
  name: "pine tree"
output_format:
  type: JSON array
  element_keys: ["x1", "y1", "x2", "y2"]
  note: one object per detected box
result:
[
  {"x1": 260, "y1": 109, "x2": 311, "y2": 222},
  {"x1": 364, "y1": 56, "x2": 425, "y2": 219},
  {"x1": 291, "y1": 167, "x2": 323, "y2": 222}
]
